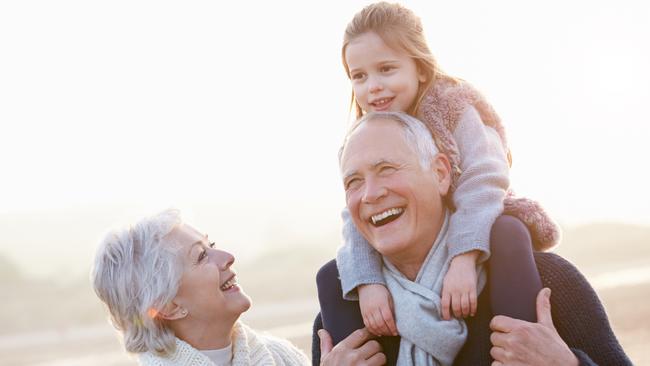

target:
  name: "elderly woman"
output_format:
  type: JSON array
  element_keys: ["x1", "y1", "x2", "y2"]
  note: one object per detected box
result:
[{"x1": 91, "y1": 209, "x2": 313, "y2": 365}]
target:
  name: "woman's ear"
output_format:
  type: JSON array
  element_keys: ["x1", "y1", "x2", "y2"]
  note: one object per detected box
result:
[
  {"x1": 157, "y1": 301, "x2": 188, "y2": 321},
  {"x1": 431, "y1": 153, "x2": 452, "y2": 195}
]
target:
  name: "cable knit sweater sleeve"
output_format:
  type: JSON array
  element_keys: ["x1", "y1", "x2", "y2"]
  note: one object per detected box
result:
[
  {"x1": 447, "y1": 106, "x2": 509, "y2": 261},
  {"x1": 336, "y1": 208, "x2": 385, "y2": 300}
]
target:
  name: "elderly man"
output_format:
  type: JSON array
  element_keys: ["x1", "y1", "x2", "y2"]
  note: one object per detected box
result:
[{"x1": 313, "y1": 112, "x2": 631, "y2": 366}]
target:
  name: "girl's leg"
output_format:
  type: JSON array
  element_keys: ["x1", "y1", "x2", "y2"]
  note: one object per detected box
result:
[
  {"x1": 316, "y1": 259, "x2": 400, "y2": 365},
  {"x1": 488, "y1": 215, "x2": 543, "y2": 322}
]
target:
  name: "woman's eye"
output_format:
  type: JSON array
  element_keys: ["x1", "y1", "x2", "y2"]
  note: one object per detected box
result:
[{"x1": 198, "y1": 250, "x2": 207, "y2": 262}]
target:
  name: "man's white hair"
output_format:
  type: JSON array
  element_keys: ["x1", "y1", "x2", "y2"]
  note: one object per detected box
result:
[
  {"x1": 339, "y1": 111, "x2": 440, "y2": 169},
  {"x1": 91, "y1": 209, "x2": 183, "y2": 356}
]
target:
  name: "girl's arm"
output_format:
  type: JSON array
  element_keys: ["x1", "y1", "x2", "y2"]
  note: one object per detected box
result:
[
  {"x1": 446, "y1": 106, "x2": 510, "y2": 262},
  {"x1": 336, "y1": 208, "x2": 386, "y2": 300}
]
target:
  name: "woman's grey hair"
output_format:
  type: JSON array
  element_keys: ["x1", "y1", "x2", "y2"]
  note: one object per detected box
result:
[
  {"x1": 339, "y1": 111, "x2": 439, "y2": 169},
  {"x1": 91, "y1": 209, "x2": 183, "y2": 357}
]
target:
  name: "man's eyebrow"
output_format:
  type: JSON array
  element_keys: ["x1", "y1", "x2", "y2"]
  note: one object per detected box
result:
[
  {"x1": 372, "y1": 159, "x2": 397, "y2": 168},
  {"x1": 342, "y1": 159, "x2": 396, "y2": 180}
]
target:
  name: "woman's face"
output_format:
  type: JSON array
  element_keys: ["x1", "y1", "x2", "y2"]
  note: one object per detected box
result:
[{"x1": 167, "y1": 223, "x2": 251, "y2": 325}]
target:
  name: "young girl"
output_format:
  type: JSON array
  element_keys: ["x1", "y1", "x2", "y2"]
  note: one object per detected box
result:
[{"x1": 317, "y1": 1, "x2": 560, "y2": 349}]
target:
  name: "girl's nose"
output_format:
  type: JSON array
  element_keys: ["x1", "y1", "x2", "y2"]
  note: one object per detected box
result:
[{"x1": 368, "y1": 76, "x2": 383, "y2": 94}]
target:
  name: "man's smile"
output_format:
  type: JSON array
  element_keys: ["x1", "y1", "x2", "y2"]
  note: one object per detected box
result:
[{"x1": 369, "y1": 207, "x2": 404, "y2": 227}]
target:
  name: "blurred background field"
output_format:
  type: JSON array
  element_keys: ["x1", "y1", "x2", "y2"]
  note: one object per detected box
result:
[{"x1": 1, "y1": 218, "x2": 649, "y2": 365}]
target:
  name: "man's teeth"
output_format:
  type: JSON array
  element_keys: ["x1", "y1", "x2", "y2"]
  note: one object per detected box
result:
[
  {"x1": 371, "y1": 208, "x2": 403, "y2": 225},
  {"x1": 220, "y1": 277, "x2": 236, "y2": 291}
]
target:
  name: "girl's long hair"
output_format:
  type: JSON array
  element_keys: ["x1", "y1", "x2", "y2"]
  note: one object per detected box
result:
[{"x1": 342, "y1": 2, "x2": 459, "y2": 118}]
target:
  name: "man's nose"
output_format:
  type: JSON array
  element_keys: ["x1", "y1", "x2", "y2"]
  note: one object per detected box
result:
[{"x1": 362, "y1": 178, "x2": 387, "y2": 203}]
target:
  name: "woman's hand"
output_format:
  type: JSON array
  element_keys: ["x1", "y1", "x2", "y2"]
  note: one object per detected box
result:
[{"x1": 358, "y1": 284, "x2": 398, "y2": 336}]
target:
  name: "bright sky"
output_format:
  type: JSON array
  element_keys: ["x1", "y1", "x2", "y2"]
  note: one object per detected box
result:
[{"x1": 1, "y1": 0, "x2": 649, "y2": 277}]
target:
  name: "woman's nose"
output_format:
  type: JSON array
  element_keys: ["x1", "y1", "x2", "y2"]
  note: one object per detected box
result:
[{"x1": 213, "y1": 250, "x2": 235, "y2": 270}]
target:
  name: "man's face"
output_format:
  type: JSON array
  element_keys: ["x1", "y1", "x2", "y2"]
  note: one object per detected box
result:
[{"x1": 340, "y1": 118, "x2": 450, "y2": 259}]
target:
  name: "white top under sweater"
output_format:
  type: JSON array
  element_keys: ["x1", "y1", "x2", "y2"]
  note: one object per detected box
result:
[
  {"x1": 201, "y1": 344, "x2": 232, "y2": 365},
  {"x1": 139, "y1": 322, "x2": 309, "y2": 366}
]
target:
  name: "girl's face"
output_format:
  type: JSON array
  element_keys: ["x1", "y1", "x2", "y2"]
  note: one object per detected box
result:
[{"x1": 345, "y1": 32, "x2": 425, "y2": 114}]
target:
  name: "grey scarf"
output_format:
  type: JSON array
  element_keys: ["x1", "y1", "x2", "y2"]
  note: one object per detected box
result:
[{"x1": 382, "y1": 214, "x2": 486, "y2": 366}]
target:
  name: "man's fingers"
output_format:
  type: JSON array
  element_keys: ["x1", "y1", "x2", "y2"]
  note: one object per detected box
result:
[
  {"x1": 366, "y1": 351, "x2": 387, "y2": 366},
  {"x1": 318, "y1": 329, "x2": 333, "y2": 360},
  {"x1": 441, "y1": 291, "x2": 451, "y2": 320},
  {"x1": 536, "y1": 287, "x2": 553, "y2": 327},
  {"x1": 461, "y1": 293, "x2": 470, "y2": 317},
  {"x1": 358, "y1": 339, "x2": 382, "y2": 359},
  {"x1": 490, "y1": 345, "x2": 508, "y2": 362},
  {"x1": 489, "y1": 315, "x2": 521, "y2": 333},
  {"x1": 489, "y1": 330, "x2": 508, "y2": 347},
  {"x1": 340, "y1": 327, "x2": 373, "y2": 348}
]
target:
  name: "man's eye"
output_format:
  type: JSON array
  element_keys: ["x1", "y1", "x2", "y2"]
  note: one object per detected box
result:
[{"x1": 346, "y1": 178, "x2": 361, "y2": 190}]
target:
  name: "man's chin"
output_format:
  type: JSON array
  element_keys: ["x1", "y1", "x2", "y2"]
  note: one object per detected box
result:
[{"x1": 371, "y1": 239, "x2": 407, "y2": 258}]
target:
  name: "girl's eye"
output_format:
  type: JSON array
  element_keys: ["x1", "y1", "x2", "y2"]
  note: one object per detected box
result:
[
  {"x1": 380, "y1": 65, "x2": 395, "y2": 72},
  {"x1": 351, "y1": 72, "x2": 365, "y2": 80}
]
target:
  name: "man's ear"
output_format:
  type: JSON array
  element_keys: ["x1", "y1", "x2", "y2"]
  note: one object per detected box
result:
[
  {"x1": 431, "y1": 153, "x2": 452, "y2": 195},
  {"x1": 157, "y1": 301, "x2": 188, "y2": 321}
]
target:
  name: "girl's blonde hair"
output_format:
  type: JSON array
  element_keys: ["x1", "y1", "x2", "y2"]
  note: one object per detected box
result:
[{"x1": 342, "y1": 2, "x2": 459, "y2": 118}]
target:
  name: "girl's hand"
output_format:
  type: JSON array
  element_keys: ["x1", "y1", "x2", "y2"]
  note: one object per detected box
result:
[
  {"x1": 441, "y1": 250, "x2": 480, "y2": 320},
  {"x1": 358, "y1": 284, "x2": 398, "y2": 336}
]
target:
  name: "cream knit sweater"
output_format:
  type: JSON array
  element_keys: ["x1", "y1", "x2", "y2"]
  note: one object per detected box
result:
[{"x1": 139, "y1": 322, "x2": 309, "y2": 366}]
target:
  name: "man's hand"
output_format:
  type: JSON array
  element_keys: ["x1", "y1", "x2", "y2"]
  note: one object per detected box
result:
[
  {"x1": 319, "y1": 328, "x2": 386, "y2": 366},
  {"x1": 358, "y1": 284, "x2": 398, "y2": 336},
  {"x1": 441, "y1": 250, "x2": 479, "y2": 320},
  {"x1": 489, "y1": 288, "x2": 579, "y2": 366}
]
